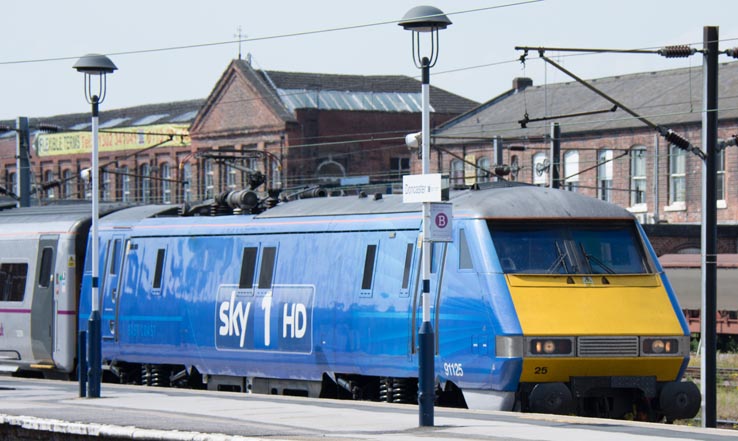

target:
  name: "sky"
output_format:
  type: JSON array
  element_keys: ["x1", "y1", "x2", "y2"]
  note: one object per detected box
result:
[{"x1": 1, "y1": 0, "x2": 737, "y2": 122}]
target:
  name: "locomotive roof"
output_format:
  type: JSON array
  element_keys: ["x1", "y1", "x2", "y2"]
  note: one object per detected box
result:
[{"x1": 257, "y1": 182, "x2": 634, "y2": 220}]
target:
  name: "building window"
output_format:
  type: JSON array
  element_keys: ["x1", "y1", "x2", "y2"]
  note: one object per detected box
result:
[
  {"x1": 119, "y1": 166, "x2": 130, "y2": 203},
  {"x1": 510, "y1": 155, "x2": 519, "y2": 181},
  {"x1": 62, "y1": 169, "x2": 73, "y2": 199},
  {"x1": 161, "y1": 163, "x2": 171, "y2": 204},
  {"x1": 140, "y1": 163, "x2": 151, "y2": 204},
  {"x1": 597, "y1": 149, "x2": 613, "y2": 202},
  {"x1": 450, "y1": 159, "x2": 464, "y2": 187},
  {"x1": 44, "y1": 170, "x2": 55, "y2": 199},
  {"x1": 563, "y1": 150, "x2": 579, "y2": 192},
  {"x1": 717, "y1": 148, "x2": 725, "y2": 202},
  {"x1": 532, "y1": 152, "x2": 547, "y2": 186},
  {"x1": 390, "y1": 157, "x2": 410, "y2": 181},
  {"x1": 203, "y1": 159, "x2": 214, "y2": 200},
  {"x1": 101, "y1": 169, "x2": 111, "y2": 202},
  {"x1": 182, "y1": 162, "x2": 192, "y2": 203},
  {"x1": 669, "y1": 145, "x2": 686, "y2": 204},
  {"x1": 476, "y1": 157, "x2": 490, "y2": 183},
  {"x1": 630, "y1": 147, "x2": 647, "y2": 206}
]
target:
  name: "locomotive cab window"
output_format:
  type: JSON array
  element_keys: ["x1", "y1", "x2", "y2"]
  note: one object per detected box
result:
[
  {"x1": 458, "y1": 229, "x2": 473, "y2": 270},
  {"x1": 488, "y1": 220, "x2": 651, "y2": 275},
  {"x1": 257, "y1": 246, "x2": 277, "y2": 290},
  {"x1": 239, "y1": 247, "x2": 258, "y2": 289},
  {"x1": 361, "y1": 244, "x2": 377, "y2": 293},
  {"x1": 0, "y1": 263, "x2": 28, "y2": 302}
]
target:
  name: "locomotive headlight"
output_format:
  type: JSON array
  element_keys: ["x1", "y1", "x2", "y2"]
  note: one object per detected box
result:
[
  {"x1": 641, "y1": 337, "x2": 683, "y2": 356},
  {"x1": 526, "y1": 337, "x2": 574, "y2": 356}
]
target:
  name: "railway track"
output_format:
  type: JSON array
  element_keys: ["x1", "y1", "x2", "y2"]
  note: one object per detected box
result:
[{"x1": 684, "y1": 366, "x2": 738, "y2": 382}]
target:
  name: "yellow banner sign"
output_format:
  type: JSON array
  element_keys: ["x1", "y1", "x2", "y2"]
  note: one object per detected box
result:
[{"x1": 34, "y1": 124, "x2": 190, "y2": 157}]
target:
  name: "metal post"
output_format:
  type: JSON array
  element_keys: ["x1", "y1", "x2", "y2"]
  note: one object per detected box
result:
[
  {"x1": 493, "y1": 137, "x2": 503, "y2": 182},
  {"x1": 550, "y1": 123, "x2": 561, "y2": 189},
  {"x1": 418, "y1": 56, "x2": 435, "y2": 428},
  {"x1": 78, "y1": 330, "x2": 87, "y2": 397},
  {"x1": 653, "y1": 133, "x2": 660, "y2": 223},
  {"x1": 88, "y1": 96, "x2": 102, "y2": 398},
  {"x1": 15, "y1": 117, "x2": 31, "y2": 207},
  {"x1": 700, "y1": 25, "x2": 718, "y2": 429}
]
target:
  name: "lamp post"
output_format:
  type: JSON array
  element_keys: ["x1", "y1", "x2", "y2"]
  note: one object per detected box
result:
[
  {"x1": 73, "y1": 53, "x2": 117, "y2": 398},
  {"x1": 399, "y1": 5, "x2": 451, "y2": 427}
]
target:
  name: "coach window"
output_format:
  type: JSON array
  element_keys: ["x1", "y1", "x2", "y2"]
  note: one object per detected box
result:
[
  {"x1": 239, "y1": 247, "x2": 258, "y2": 289},
  {"x1": 361, "y1": 244, "x2": 378, "y2": 292},
  {"x1": 152, "y1": 248, "x2": 165, "y2": 290},
  {"x1": 458, "y1": 229, "x2": 473, "y2": 270},
  {"x1": 258, "y1": 247, "x2": 277, "y2": 290},
  {"x1": 38, "y1": 248, "x2": 53, "y2": 288},
  {"x1": 0, "y1": 263, "x2": 28, "y2": 302}
]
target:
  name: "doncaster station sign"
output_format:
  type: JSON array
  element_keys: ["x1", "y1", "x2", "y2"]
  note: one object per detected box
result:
[{"x1": 402, "y1": 173, "x2": 443, "y2": 203}]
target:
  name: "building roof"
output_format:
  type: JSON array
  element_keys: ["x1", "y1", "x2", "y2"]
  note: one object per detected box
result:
[
  {"x1": 0, "y1": 99, "x2": 204, "y2": 140},
  {"x1": 258, "y1": 68, "x2": 477, "y2": 114},
  {"x1": 434, "y1": 61, "x2": 738, "y2": 144}
]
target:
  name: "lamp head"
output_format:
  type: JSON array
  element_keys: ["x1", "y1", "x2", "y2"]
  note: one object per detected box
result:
[
  {"x1": 399, "y1": 5, "x2": 452, "y2": 32},
  {"x1": 73, "y1": 53, "x2": 117, "y2": 75}
]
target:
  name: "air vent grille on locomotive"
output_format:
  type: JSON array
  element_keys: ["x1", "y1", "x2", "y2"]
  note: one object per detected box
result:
[{"x1": 578, "y1": 336, "x2": 639, "y2": 357}]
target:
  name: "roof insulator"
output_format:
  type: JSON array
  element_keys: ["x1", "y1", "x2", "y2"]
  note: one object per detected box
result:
[{"x1": 658, "y1": 45, "x2": 696, "y2": 58}]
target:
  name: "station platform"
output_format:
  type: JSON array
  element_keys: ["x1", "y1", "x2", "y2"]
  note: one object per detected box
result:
[{"x1": 0, "y1": 376, "x2": 734, "y2": 441}]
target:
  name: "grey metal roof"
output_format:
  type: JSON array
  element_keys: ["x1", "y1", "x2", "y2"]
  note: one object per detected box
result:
[
  {"x1": 260, "y1": 69, "x2": 477, "y2": 115},
  {"x1": 434, "y1": 61, "x2": 738, "y2": 144},
  {"x1": 276, "y1": 88, "x2": 429, "y2": 113}
]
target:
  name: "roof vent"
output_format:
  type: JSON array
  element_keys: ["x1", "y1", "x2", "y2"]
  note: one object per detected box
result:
[{"x1": 513, "y1": 77, "x2": 533, "y2": 92}]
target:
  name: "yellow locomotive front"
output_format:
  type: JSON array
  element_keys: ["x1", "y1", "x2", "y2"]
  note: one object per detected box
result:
[{"x1": 488, "y1": 218, "x2": 700, "y2": 422}]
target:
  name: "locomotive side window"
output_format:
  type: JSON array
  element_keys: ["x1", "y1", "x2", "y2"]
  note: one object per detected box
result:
[
  {"x1": 38, "y1": 247, "x2": 53, "y2": 288},
  {"x1": 361, "y1": 244, "x2": 377, "y2": 290},
  {"x1": 488, "y1": 221, "x2": 651, "y2": 275},
  {"x1": 458, "y1": 229, "x2": 473, "y2": 270},
  {"x1": 110, "y1": 239, "x2": 121, "y2": 275},
  {"x1": 401, "y1": 243, "x2": 414, "y2": 290},
  {"x1": 152, "y1": 248, "x2": 166, "y2": 290},
  {"x1": 0, "y1": 263, "x2": 28, "y2": 302},
  {"x1": 239, "y1": 247, "x2": 258, "y2": 289},
  {"x1": 258, "y1": 247, "x2": 277, "y2": 289}
]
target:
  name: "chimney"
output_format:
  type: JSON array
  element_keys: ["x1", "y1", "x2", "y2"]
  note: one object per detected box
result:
[{"x1": 512, "y1": 77, "x2": 533, "y2": 92}]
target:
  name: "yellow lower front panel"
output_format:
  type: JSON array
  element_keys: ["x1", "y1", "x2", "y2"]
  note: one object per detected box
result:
[{"x1": 520, "y1": 357, "x2": 684, "y2": 383}]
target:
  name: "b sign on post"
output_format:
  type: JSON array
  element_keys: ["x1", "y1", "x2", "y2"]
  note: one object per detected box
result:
[
  {"x1": 403, "y1": 173, "x2": 443, "y2": 203},
  {"x1": 429, "y1": 202, "x2": 453, "y2": 242}
]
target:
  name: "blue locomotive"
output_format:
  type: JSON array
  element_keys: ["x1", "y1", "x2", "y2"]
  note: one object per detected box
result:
[{"x1": 0, "y1": 182, "x2": 700, "y2": 421}]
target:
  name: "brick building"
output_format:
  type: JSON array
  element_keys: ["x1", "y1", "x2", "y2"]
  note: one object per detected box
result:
[
  {"x1": 431, "y1": 62, "x2": 738, "y2": 255},
  {"x1": 0, "y1": 59, "x2": 476, "y2": 206}
]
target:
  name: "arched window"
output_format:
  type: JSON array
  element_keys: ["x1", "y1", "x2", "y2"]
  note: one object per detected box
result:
[
  {"x1": 450, "y1": 159, "x2": 464, "y2": 187},
  {"x1": 119, "y1": 166, "x2": 130, "y2": 203},
  {"x1": 140, "y1": 163, "x2": 150, "y2": 204},
  {"x1": 182, "y1": 162, "x2": 192, "y2": 203},
  {"x1": 44, "y1": 170, "x2": 55, "y2": 200},
  {"x1": 203, "y1": 159, "x2": 214, "y2": 200},
  {"x1": 160, "y1": 163, "x2": 171, "y2": 204},
  {"x1": 563, "y1": 150, "x2": 579, "y2": 192},
  {"x1": 476, "y1": 157, "x2": 490, "y2": 183}
]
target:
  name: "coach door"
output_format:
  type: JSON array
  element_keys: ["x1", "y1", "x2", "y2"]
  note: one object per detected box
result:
[
  {"x1": 101, "y1": 235, "x2": 126, "y2": 341},
  {"x1": 31, "y1": 236, "x2": 57, "y2": 364}
]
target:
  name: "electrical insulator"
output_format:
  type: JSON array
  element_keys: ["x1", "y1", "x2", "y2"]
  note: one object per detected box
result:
[
  {"x1": 726, "y1": 48, "x2": 738, "y2": 59},
  {"x1": 662, "y1": 129, "x2": 691, "y2": 150},
  {"x1": 658, "y1": 45, "x2": 695, "y2": 58}
]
